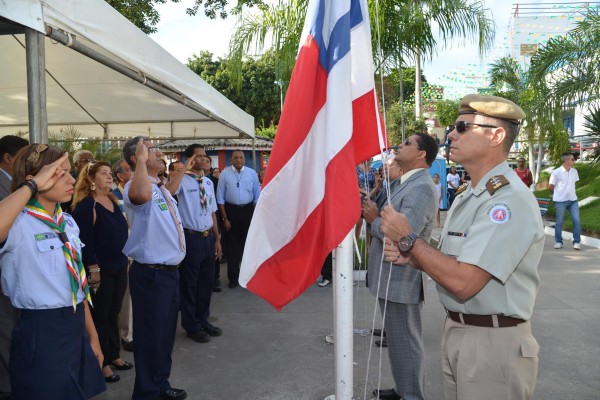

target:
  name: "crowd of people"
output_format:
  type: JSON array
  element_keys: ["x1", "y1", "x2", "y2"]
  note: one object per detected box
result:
[
  {"x1": 0, "y1": 137, "x2": 261, "y2": 400},
  {"x1": 0, "y1": 94, "x2": 582, "y2": 400}
]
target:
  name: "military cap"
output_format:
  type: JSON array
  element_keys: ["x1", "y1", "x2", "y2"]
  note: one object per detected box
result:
[{"x1": 459, "y1": 94, "x2": 525, "y2": 124}]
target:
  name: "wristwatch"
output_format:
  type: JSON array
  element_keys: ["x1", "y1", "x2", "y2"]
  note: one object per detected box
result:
[{"x1": 397, "y1": 232, "x2": 419, "y2": 253}]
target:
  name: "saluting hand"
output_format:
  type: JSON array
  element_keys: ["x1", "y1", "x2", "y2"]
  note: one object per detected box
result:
[
  {"x1": 184, "y1": 154, "x2": 196, "y2": 171},
  {"x1": 135, "y1": 139, "x2": 149, "y2": 165},
  {"x1": 32, "y1": 152, "x2": 69, "y2": 193}
]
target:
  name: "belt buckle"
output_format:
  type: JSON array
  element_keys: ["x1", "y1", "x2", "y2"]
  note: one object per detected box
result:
[{"x1": 202, "y1": 230, "x2": 209, "y2": 237}]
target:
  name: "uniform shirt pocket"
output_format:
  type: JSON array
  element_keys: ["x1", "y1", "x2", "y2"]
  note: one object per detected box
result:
[{"x1": 35, "y1": 238, "x2": 65, "y2": 275}]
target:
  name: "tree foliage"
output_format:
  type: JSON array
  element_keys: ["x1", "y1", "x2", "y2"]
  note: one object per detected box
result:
[
  {"x1": 187, "y1": 51, "x2": 281, "y2": 128},
  {"x1": 529, "y1": 6, "x2": 600, "y2": 109},
  {"x1": 386, "y1": 102, "x2": 427, "y2": 147},
  {"x1": 106, "y1": 0, "x2": 266, "y2": 33},
  {"x1": 436, "y1": 99, "x2": 460, "y2": 128}
]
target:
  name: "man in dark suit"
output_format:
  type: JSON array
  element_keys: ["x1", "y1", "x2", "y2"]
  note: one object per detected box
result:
[
  {"x1": 0, "y1": 135, "x2": 28, "y2": 399},
  {"x1": 362, "y1": 133, "x2": 439, "y2": 400}
]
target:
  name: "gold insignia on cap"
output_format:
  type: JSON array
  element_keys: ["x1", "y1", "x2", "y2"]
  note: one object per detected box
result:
[
  {"x1": 485, "y1": 175, "x2": 510, "y2": 195},
  {"x1": 459, "y1": 94, "x2": 525, "y2": 123}
]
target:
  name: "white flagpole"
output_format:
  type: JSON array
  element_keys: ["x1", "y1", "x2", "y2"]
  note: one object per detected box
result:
[{"x1": 333, "y1": 230, "x2": 354, "y2": 400}]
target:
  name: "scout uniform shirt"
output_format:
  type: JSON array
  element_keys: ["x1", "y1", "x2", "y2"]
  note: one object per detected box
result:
[
  {"x1": 437, "y1": 162, "x2": 544, "y2": 321},
  {"x1": 122, "y1": 177, "x2": 186, "y2": 266},
  {"x1": 176, "y1": 174, "x2": 217, "y2": 231},
  {"x1": 0, "y1": 211, "x2": 85, "y2": 309}
]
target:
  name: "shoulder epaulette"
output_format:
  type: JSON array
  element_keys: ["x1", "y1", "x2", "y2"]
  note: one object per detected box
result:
[
  {"x1": 485, "y1": 175, "x2": 510, "y2": 195},
  {"x1": 455, "y1": 183, "x2": 469, "y2": 196}
]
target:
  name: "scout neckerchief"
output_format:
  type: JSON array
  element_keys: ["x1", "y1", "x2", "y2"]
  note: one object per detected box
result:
[
  {"x1": 24, "y1": 200, "x2": 91, "y2": 310},
  {"x1": 152, "y1": 178, "x2": 186, "y2": 251},
  {"x1": 185, "y1": 171, "x2": 208, "y2": 209}
]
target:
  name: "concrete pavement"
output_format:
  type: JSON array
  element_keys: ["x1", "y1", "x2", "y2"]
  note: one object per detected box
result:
[{"x1": 95, "y1": 213, "x2": 600, "y2": 400}]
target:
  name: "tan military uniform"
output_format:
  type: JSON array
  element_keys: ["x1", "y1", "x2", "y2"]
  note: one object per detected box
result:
[{"x1": 437, "y1": 162, "x2": 544, "y2": 400}]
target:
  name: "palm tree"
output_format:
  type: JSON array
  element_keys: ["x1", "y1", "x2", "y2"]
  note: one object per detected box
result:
[
  {"x1": 373, "y1": 0, "x2": 495, "y2": 118},
  {"x1": 488, "y1": 56, "x2": 568, "y2": 182},
  {"x1": 227, "y1": 0, "x2": 495, "y2": 124},
  {"x1": 529, "y1": 6, "x2": 600, "y2": 109}
]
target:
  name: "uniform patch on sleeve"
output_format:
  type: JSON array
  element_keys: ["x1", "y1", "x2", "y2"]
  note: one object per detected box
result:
[{"x1": 489, "y1": 203, "x2": 511, "y2": 224}]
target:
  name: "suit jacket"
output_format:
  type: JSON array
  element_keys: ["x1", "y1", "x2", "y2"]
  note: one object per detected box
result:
[
  {"x1": 0, "y1": 169, "x2": 11, "y2": 200},
  {"x1": 368, "y1": 168, "x2": 438, "y2": 304}
]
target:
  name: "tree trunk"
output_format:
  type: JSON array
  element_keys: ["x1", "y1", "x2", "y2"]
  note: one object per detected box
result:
[{"x1": 415, "y1": 49, "x2": 422, "y2": 118}]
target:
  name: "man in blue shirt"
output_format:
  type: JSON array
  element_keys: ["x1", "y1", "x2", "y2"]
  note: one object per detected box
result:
[
  {"x1": 122, "y1": 137, "x2": 187, "y2": 400},
  {"x1": 165, "y1": 144, "x2": 222, "y2": 343},
  {"x1": 216, "y1": 150, "x2": 260, "y2": 288}
]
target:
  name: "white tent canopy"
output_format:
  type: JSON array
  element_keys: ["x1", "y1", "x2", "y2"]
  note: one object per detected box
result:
[{"x1": 0, "y1": 0, "x2": 254, "y2": 140}]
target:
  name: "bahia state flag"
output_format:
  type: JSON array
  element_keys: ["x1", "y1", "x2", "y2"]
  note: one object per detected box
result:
[{"x1": 239, "y1": 0, "x2": 386, "y2": 310}]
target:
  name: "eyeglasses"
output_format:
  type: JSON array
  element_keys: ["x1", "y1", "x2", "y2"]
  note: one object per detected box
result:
[
  {"x1": 403, "y1": 138, "x2": 423, "y2": 150},
  {"x1": 147, "y1": 146, "x2": 161, "y2": 153},
  {"x1": 454, "y1": 120, "x2": 498, "y2": 134}
]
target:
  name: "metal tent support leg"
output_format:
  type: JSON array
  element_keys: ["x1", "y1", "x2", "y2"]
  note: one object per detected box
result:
[{"x1": 25, "y1": 28, "x2": 48, "y2": 144}]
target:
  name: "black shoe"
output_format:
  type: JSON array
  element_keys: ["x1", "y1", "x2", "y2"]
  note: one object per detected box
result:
[
  {"x1": 373, "y1": 328, "x2": 386, "y2": 337},
  {"x1": 373, "y1": 388, "x2": 401, "y2": 400},
  {"x1": 186, "y1": 330, "x2": 210, "y2": 343},
  {"x1": 212, "y1": 287, "x2": 223, "y2": 292},
  {"x1": 159, "y1": 388, "x2": 187, "y2": 400},
  {"x1": 104, "y1": 372, "x2": 120, "y2": 383},
  {"x1": 203, "y1": 324, "x2": 222, "y2": 337},
  {"x1": 110, "y1": 360, "x2": 133, "y2": 370},
  {"x1": 228, "y1": 281, "x2": 238, "y2": 288},
  {"x1": 121, "y1": 339, "x2": 134, "y2": 352},
  {"x1": 375, "y1": 338, "x2": 388, "y2": 347}
]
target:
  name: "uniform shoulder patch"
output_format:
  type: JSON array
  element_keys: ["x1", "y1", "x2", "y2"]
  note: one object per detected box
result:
[
  {"x1": 485, "y1": 175, "x2": 510, "y2": 195},
  {"x1": 455, "y1": 183, "x2": 469, "y2": 196}
]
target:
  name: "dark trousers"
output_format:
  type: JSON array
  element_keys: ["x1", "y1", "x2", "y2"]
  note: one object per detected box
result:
[
  {"x1": 130, "y1": 262, "x2": 180, "y2": 400},
  {"x1": 447, "y1": 188, "x2": 456, "y2": 207},
  {"x1": 10, "y1": 303, "x2": 105, "y2": 400},
  {"x1": 90, "y1": 267, "x2": 127, "y2": 366},
  {"x1": 0, "y1": 292, "x2": 18, "y2": 398},
  {"x1": 224, "y1": 203, "x2": 254, "y2": 284},
  {"x1": 321, "y1": 253, "x2": 333, "y2": 281},
  {"x1": 180, "y1": 232, "x2": 215, "y2": 333}
]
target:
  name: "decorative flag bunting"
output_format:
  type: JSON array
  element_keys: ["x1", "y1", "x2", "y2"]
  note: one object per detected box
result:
[{"x1": 239, "y1": 0, "x2": 385, "y2": 310}]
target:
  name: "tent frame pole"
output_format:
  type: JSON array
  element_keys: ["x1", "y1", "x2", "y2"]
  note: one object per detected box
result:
[{"x1": 25, "y1": 28, "x2": 48, "y2": 144}]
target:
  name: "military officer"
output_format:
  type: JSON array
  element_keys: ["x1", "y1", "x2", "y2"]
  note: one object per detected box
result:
[{"x1": 381, "y1": 94, "x2": 544, "y2": 400}]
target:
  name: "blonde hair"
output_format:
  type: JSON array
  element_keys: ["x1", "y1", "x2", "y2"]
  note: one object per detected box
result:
[{"x1": 71, "y1": 161, "x2": 117, "y2": 211}]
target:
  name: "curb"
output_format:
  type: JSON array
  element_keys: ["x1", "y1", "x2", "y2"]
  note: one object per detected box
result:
[{"x1": 544, "y1": 226, "x2": 600, "y2": 249}]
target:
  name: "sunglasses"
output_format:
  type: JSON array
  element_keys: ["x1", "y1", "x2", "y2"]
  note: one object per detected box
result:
[
  {"x1": 403, "y1": 138, "x2": 423, "y2": 150},
  {"x1": 455, "y1": 120, "x2": 498, "y2": 134}
]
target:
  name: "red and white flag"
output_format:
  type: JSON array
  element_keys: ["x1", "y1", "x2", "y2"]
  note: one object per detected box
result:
[{"x1": 239, "y1": 0, "x2": 385, "y2": 310}]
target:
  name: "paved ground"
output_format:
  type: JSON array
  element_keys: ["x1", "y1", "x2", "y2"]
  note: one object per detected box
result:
[{"x1": 95, "y1": 212, "x2": 600, "y2": 400}]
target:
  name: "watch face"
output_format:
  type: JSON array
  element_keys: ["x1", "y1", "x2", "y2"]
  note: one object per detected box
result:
[
  {"x1": 398, "y1": 236, "x2": 412, "y2": 252},
  {"x1": 398, "y1": 233, "x2": 417, "y2": 252}
]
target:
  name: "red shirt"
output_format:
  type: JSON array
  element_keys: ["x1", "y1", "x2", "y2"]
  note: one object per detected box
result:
[{"x1": 515, "y1": 168, "x2": 531, "y2": 187}]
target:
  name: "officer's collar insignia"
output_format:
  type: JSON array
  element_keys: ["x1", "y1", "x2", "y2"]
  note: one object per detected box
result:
[
  {"x1": 485, "y1": 175, "x2": 510, "y2": 195},
  {"x1": 455, "y1": 183, "x2": 469, "y2": 196}
]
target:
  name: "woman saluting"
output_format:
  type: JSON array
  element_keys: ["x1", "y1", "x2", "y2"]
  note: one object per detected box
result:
[{"x1": 0, "y1": 144, "x2": 105, "y2": 399}]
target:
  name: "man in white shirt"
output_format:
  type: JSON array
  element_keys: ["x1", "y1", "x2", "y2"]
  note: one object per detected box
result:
[
  {"x1": 549, "y1": 152, "x2": 581, "y2": 250},
  {"x1": 446, "y1": 166, "x2": 460, "y2": 207}
]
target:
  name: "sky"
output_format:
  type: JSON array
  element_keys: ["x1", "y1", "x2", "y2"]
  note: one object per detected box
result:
[{"x1": 150, "y1": 0, "x2": 587, "y2": 99}]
